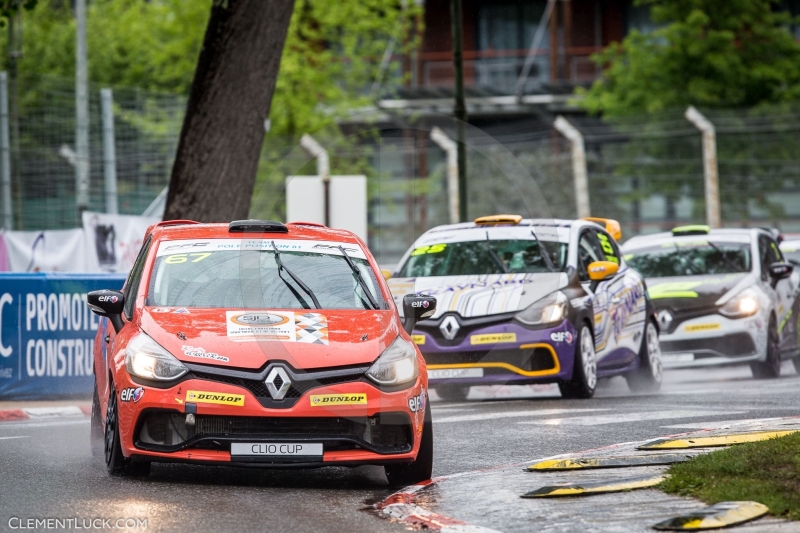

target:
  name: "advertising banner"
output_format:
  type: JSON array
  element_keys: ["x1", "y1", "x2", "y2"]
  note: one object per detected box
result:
[
  {"x1": 0, "y1": 273, "x2": 127, "y2": 400},
  {"x1": 4, "y1": 228, "x2": 88, "y2": 272},
  {"x1": 82, "y1": 211, "x2": 159, "y2": 273}
]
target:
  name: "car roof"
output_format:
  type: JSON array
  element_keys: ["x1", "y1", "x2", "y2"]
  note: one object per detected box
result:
[
  {"x1": 622, "y1": 228, "x2": 763, "y2": 250},
  {"x1": 145, "y1": 221, "x2": 363, "y2": 245}
]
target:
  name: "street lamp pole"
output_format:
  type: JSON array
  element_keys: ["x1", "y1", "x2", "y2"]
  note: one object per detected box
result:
[{"x1": 450, "y1": 0, "x2": 467, "y2": 222}]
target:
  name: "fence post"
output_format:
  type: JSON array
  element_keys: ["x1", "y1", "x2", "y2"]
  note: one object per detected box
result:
[
  {"x1": 554, "y1": 115, "x2": 590, "y2": 218},
  {"x1": 0, "y1": 73, "x2": 12, "y2": 230},
  {"x1": 75, "y1": 0, "x2": 90, "y2": 213},
  {"x1": 101, "y1": 89, "x2": 119, "y2": 215},
  {"x1": 430, "y1": 127, "x2": 459, "y2": 224},
  {"x1": 684, "y1": 106, "x2": 721, "y2": 229},
  {"x1": 299, "y1": 134, "x2": 330, "y2": 226}
]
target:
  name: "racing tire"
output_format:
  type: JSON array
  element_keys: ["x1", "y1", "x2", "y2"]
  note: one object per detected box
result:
[
  {"x1": 90, "y1": 381, "x2": 104, "y2": 458},
  {"x1": 105, "y1": 385, "x2": 150, "y2": 477},
  {"x1": 385, "y1": 402, "x2": 433, "y2": 487},
  {"x1": 434, "y1": 384, "x2": 469, "y2": 402},
  {"x1": 750, "y1": 317, "x2": 781, "y2": 379},
  {"x1": 625, "y1": 320, "x2": 663, "y2": 393},
  {"x1": 558, "y1": 323, "x2": 596, "y2": 399}
]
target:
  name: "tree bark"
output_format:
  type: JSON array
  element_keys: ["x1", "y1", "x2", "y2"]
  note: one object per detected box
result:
[{"x1": 164, "y1": 0, "x2": 295, "y2": 222}]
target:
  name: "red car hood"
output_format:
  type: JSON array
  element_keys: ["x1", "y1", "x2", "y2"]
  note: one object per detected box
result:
[{"x1": 140, "y1": 308, "x2": 400, "y2": 370}]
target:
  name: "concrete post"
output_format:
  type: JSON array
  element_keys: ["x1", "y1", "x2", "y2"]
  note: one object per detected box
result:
[
  {"x1": 101, "y1": 89, "x2": 118, "y2": 214},
  {"x1": 75, "y1": 0, "x2": 90, "y2": 212},
  {"x1": 554, "y1": 115, "x2": 590, "y2": 218},
  {"x1": 685, "y1": 106, "x2": 721, "y2": 229},
  {"x1": 0, "y1": 72, "x2": 12, "y2": 229},
  {"x1": 299, "y1": 134, "x2": 331, "y2": 226},
  {"x1": 430, "y1": 127, "x2": 459, "y2": 224}
]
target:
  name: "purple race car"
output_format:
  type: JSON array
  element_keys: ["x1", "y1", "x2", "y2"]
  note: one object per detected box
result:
[{"x1": 387, "y1": 215, "x2": 662, "y2": 401}]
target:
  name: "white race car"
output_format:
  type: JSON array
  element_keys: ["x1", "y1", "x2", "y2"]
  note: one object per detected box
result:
[{"x1": 623, "y1": 225, "x2": 799, "y2": 377}]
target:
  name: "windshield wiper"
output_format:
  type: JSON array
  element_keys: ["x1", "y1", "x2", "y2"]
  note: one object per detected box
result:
[
  {"x1": 337, "y1": 246, "x2": 379, "y2": 310},
  {"x1": 485, "y1": 232, "x2": 510, "y2": 273},
  {"x1": 705, "y1": 241, "x2": 743, "y2": 273},
  {"x1": 271, "y1": 241, "x2": 321, "y2": 309},
  {"x1": 530, "y1": 229, "x2": 556, "y2": 272}
]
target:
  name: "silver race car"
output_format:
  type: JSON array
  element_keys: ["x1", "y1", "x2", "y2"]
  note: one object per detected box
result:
[{"x1": 623, "y1": 225, "x2": 799, "y2": 378}]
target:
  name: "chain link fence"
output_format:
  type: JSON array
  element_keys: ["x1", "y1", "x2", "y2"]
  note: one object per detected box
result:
[{"x1": 8, "y1": 74, "x2": 800, "y2": 265}]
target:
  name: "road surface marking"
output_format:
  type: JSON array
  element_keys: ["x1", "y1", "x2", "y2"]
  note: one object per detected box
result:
[
  {"x1": 436, "y1": 408, "x2": 609, "y2": 424},
  {"x1": 0, "y1": 436, "x2": 28, "y2": 441},
  {"x1": 518, "y1": 410, "x2": 745, "y2": 426}
]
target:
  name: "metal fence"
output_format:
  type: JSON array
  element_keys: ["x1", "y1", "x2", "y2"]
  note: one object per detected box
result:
[{"x1": 7, "y1": 74, "x2": 800, "y2": 266}]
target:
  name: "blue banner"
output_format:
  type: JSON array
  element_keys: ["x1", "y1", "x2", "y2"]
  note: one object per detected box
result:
[{"x1": 0, "y1": 273, "x2": 127, "y2": 400}]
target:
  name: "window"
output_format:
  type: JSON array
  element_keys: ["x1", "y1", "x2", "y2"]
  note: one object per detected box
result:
[
  {"x1": 577, "y1": 231, "x2": 603, "y2": 282},
  {"x1": 123, "y1": 236, "x2": 152, "y2": 320},
  {"x1": 397, "y1": 239, "x2": 568, "y2": 278},
  {"x1": 626, "y1": 240, "x2": 751, "y2": 278},
  {"x1": 759, "y1": 236, "x2": 783, "y2": 281},
  {"x1": 476, "y1": 1, "x2": 549, "y2": 51}
]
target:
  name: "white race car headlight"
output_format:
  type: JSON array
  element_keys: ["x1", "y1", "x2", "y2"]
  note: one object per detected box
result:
[
  {"x1": 719, "y1": 288, "x2": 760, "y2": 319},
  {"x1": 366, "y1": 336, "x2": 419, "y2": 387},
  {"x1": 125, "y1": 333, "x2": 188, "y2": 381},
  {"x1": 515, "y1": 291, "x2": 569, "y2": 326}
]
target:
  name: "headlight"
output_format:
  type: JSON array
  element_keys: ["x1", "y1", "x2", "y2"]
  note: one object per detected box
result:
[
  {"x1": 719, "y1": 288, "x2": 759, "y2": 319},
  {"x1": 366, "y1": 336, "x2": 419, "y2": 387},
  {"x1": 125, "y1": 333, "x2": 188, "y2": 381},
  {"x1": 515, "y1": 291, "x2": 569, "y2": 326}
]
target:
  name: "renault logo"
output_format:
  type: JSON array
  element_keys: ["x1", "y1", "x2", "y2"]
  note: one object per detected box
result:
[
  {"x1": 440, "y1": 315, "x2": 460, "y2": 341},
  {"x1": 265, "y1": 367, "x2": 291, "y2": 400}
]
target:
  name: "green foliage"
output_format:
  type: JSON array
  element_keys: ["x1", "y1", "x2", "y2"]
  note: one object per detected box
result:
[
  {"x1": 579, "y1": 0, "x2": 800, "y2": 117},
  {"x1": 0, "y1": 0, "x2": 36, "y2": 23},
  {"x1": 661, "y1": 432, "x2": 800, "y2": 520}
]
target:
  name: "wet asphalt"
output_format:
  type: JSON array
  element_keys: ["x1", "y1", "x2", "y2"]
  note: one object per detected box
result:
[{"x1": 1, "y1": 363, "x2": 798, "y2": 533}]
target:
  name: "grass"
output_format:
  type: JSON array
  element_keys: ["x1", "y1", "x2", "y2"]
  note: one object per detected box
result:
[{"x1": 659, "y1": 431, "x2": 800, "y2": 521}]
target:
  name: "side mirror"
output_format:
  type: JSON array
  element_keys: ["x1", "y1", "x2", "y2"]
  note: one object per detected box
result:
[
  {"x1": 381, "y1": 269, "x2": 392, "y2": 281},
  {"x1": 769, "y1": 262, "x2": 793, "y2": 285},
  {"x1": 402, "y1": 294, "x2": 437, "y2": 334},
  {"x1": 588, "y1": 261, "x2": 619, "y2": 281},
  {"x1": 87, "y1": 290, "x2": 125, "y2": 333}
]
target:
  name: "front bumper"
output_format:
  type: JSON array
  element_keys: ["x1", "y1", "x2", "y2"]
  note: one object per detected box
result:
[
  {"x1": 115, "y1": 372, "x2": 427, "y2": 467},
  {"x1": 659, "y1": 313, "x2": 766, "y2": 369},
  {"x1": 413, "y1": 320, "x2": 577, "y2": 386}
]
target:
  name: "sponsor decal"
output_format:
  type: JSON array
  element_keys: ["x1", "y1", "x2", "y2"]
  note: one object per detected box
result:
[
  {"x1": 175, "y1": 398, "x2": 183, "y2": 404},
  {"x1": 155, "y1": 239, "x2": 368, "y2": 259},
  {"x1": 411, "y1": 244, "x2": 447, "y2": 256},
  {"x1": 181, "y1": 345, "x2": 229, "y2": 363},
  {"x1": 226, "y1": 310, "x2": 329, "y2": 345},
  {"x1": 549, "y1": 331, "x2": 573, "y2": 344},
  {"x1": 408, "y1": 390, "x2": 426, "y2": 413},
  {"x1": 173, "y1": 307, "x2": 190, "y2": 314},
  {"x1": 310, "y1": 393, "x2": 367, "y2": 406},
  {"x1": 97, "y1": 295, "x2": 118, "y2": 303},
  {"x1": 470, "y1": 333, "x2": 517, "y2": 345},
  {"x1": 411, "y1": 334, "x2": 426, "y2": 345},
  {"x1": 186, "y1": 390, "x2": 245, "y2": 407},
  {"x1": 684, "y1": 323, "x2": 721, "y2": 332},
  {"x1": 120, "y1": 386, "x2": 144, "y2": 403},
  {"x1": 411, "y1": 300, "x2": 430, "y2": 308}
]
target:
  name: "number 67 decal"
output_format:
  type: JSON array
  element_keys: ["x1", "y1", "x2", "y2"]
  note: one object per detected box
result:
[{"x1": 165, "y1": 252, "x2": 212, "y2": 264}]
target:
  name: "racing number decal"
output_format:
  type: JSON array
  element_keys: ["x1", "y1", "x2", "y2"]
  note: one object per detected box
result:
[
  {"x1": 165, "y1": 252, "x2": 212, "y2": 264},
  {"x1": 597, "y1": 234, "x2": 618, "y2": 264},
  {"x1": 411, "y1": 244, "x2": 447, "y2": 256}
]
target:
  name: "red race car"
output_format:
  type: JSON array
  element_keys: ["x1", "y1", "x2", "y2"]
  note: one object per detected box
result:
[{"x1": 87, "y1": 219, "x2": 436, "y2": 485}]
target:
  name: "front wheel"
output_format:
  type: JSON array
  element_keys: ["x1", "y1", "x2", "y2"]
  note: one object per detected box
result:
[
  {"x1": 105, "y1": 385, "x2": 150, "y2": 477},
  {"x1": 559, "y1": 324, "x2": 596, "y2": 399},
  {"x1": 750, "y1": 317, "x2": 781, "y2": 379},
  {"x1": 433, "y1": 384, "x2": 469, "y2": 402},
  {"x1": 385, "y1": 401, "x2": 433, "y2": 486},
  {"x1": 626, "y1": 320, "x2": 663, "y2": 393}
]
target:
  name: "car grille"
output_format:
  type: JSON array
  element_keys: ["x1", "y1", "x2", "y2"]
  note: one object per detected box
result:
[
  {"x1": 424, "y1": 347, "x2": 557, "y2": 372},
  {"x1": 414, "y1": 312, "x2": 518, "y2": 347},
  {"x1": 136, "y1": 410, "x2": 412, "y2": 454},
  {"x1": 661, "y1": 332, "x2": 757, "y2": 358},
  {"x1": 184, "y1": 361, "x2": 369, "y2": 409}
]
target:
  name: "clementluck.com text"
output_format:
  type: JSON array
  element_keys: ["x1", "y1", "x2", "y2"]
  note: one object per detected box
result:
[{"x1": 8, "y1": 518, "x2": 148, "y2": 530}]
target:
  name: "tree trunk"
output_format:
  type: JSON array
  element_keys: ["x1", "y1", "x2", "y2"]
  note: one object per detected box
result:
[{"x1": 164, "y1": 0, "x2": 295, "y2": 222}]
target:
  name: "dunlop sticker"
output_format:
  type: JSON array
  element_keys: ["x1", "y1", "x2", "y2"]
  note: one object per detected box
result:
[
  {"x1": 411, "y1": 334, "x2": 426, "y2": 345},
  {"x1": 186, "y1": 390, "x2": 245, "y2": 407},
  {"x1": 470, "y1": 333, "x2": 516, "y2": 345},
  {"x1": 684, "y1": 323, "x2": 721, "y2": 332},
  {"x1": 310, "y1": 393, "x2": 367, "y2": 406}
]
